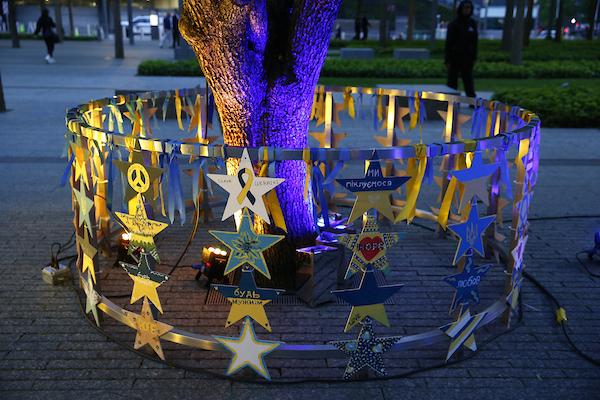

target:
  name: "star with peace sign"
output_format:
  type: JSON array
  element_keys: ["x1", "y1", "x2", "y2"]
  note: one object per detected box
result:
[
  {"x1": 113, "y1": 145, "x2": 163, "y2": 205},
  {"x1": 207, "y1": 148, "x2": 284, "y2": 223}
]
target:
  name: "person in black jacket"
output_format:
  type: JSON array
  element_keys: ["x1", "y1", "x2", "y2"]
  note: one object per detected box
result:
[
  {"x1": 34, "y1": 9, "x2": 57, "y2": 64},
  {"x1": 171, "y1": 11, "x2": 180, "y2": 49},
  {"x1": 445, "y1": 0, "x2": 478, "y2": 97}
]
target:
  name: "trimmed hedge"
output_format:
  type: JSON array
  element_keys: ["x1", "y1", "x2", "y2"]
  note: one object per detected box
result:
[
  {"x1": 493, "y1": 87, "x2": 600, "y2": 128},
  {"x1": 137, "y1": 58, "x2": 600, "y2": 79}
]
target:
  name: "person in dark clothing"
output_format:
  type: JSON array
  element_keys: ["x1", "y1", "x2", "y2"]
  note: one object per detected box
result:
[
  {"x1": 360, "y1": 15, "x2": 370, "y2": 40},
  {"x1": 444, "y1": 0, "x2": 478, "y2": 97},
  {"x1": 171, "y1": 11, "x2": 180, "y2": 48},
  {"x1": 353, "y1": 16, "x2": 360, "y2": 40},
  {"x1": 34, "y1": 9, "x2": 57, "y2": 64},
  {"x1": 160, "y1": 12, "x2": 171, "y2": 48}
]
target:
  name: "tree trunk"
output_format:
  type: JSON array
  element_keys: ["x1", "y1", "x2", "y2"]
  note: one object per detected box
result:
[
  {"x1": 68, "y1": 0, "x2": 75, "y2": 37},
  {"x1": 8, "y1": 0, "x2": 19, "y2": 48},
  {"x1": 430, "y1": 0, "x2": 438, "y2": 47},
  {"x1": 180, "y1": 0, "x2": 341, "y2": 246},
  {"x1": 555, "y1": 0, "x2": 563, "y2": 42},
  {"x1": 126, "y1": 0, "x2": 134, "y2": 45},
  {"x1": 502, "y1": 0, "x2": 514, "y2": 50},
  {"x1": 546, "y1": 0, "x2": 556, "y2": 40},
  {"x1": 587, "y1": 0, "x2": 599, "y2": 40},
  {"x1": 379, "y1": 0, "x2": 389, "y2": 45},
  {"x1": 54, "y1": 0, "x2": 64, "y2": 42},
  {"x1": 407, "y1": 0, "x2": 415, "y2": 40},
  {"x1": 523, "y1": 0, "x2": 534, "y2": 46},
  {"x1": 511, "y1": 0, "x2": 525, "y2": 65},
  {"x1": 113, "y1": 0, "x2": 124, "y2": 58},
  {"x1": 0, "y1": 71, "x2": 6, "y2": 112}
]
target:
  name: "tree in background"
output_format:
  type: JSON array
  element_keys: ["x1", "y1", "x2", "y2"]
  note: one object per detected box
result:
[
  {"x1": 180, "y1": 0, "x2": 342, "y2": 245},
  {"x1": 502, "y1": 0, "x2": 514, "y2": 50}
]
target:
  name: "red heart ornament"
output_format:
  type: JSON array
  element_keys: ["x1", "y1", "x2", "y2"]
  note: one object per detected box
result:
[{"x1": 358, "y1": 236, "x2": 385, "y2": 261}]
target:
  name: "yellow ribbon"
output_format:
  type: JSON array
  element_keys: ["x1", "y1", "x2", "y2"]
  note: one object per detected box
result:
[
  {"x1": 376, "y1": 89, "x2": 384, "y2": 122},
  {"x1": 409, "y1": 94, "x2": 420, "y2": 130},
  {"x1": 258, "y1": 161, "x2": 287, "y2": 233},
  {"x1": 236, "y1": 168, "x2": 254, "y2": 205},
  {"x1": 395, "y1": 145, "x2": 427, "y2": 224},
  {"x1": 302, "y1": 148, "x2": 311, "y2": 200},
  {"x1": 175, "y1": 90, "x2": 183, "y2": 130},
  {"x1": 438, "y1": 176, "x2": 458, "y2": 229}
]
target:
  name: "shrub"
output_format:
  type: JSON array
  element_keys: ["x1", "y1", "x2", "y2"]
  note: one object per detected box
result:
[{"x1": 493, "y1": 87, "x2": 600, "y2": 128}]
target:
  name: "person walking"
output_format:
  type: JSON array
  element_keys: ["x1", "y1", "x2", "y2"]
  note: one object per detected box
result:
[
  {"x1": 444, "y1": 0, "x2": 478, "y2": 98},
  {"x1": 160, "y1": 12, "x2": 171, "y2": 48},
  {"x1": 171, "y1": 11, "x2": 180, "y2": 49},
  {"x1": 360, "y1": 15, "x2": 370, "y2": 40},
  {"x1": 34, "y1": 9, "x2": 58, "y2": 64}
]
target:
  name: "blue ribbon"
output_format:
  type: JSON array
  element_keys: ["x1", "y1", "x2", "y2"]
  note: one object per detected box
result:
[
  {"x1": 105, "y1": 144, "x2": 114, "y2": 211},
  {"x1": 497, "y1": 140, "x2": 513, "y2": 200},
  {"x1": 166, "y1": 143, "x2": 186, "y2": 225},
  {"x1": 59, "y1": 153, "x2": 75, "y2": 187},
  {"x1": 311, "y1": 164, "x2": 330, "y2": 229},
  {"x1": 162, "y1": 96, "x2": 170, "y2": 122}
]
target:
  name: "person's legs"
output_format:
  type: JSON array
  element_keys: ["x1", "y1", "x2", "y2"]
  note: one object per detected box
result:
[
  {"x1": 461, "y1": 63, "x2": 476, "y2": 98},
  {"x1": 43, "y1": 36, "x2": 53, "y2": 57},
  {"x1": 446, "y1": 62, "x2": 459, "y2": 90}
]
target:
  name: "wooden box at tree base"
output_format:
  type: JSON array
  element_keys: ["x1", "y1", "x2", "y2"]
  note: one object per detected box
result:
[{"x1": 295, "y1": 245, "x2": 340, "y2": 307}]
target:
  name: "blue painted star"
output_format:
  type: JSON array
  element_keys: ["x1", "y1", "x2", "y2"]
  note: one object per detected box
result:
[
  {"x1": 330, "y1": 318, "x2": 401, "y2": 380},
  {"x1": 209, "y1": 208, "x2": 284, "y2": 280},
  {"x1": 451, "y1": 152, "x2": 499, "y2": 209},
  {"x1": 443, "y1": 255, "x2": 492, "y2": 312},
  {"x1": 440, "y1": 309, "x2": 487, "y2": 361},
  {"x1": 447, "y1": 202, "x2": 495, "y2": 265},
  {"x1": 336, "y1": 158, "x2": 409, "y2": 223},
  {"x1": 212, "y1": 269, "x2": 284, "y2": 331},
  {"x1": 332, "y1": 267, "x2": 403, "y2": 332}
]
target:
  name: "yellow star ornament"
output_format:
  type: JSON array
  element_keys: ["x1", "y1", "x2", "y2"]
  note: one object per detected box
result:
[
  {"x1": 77, "y1": 230, "x2": 98, "y2": 283},
  {"x1": 115, "y1": 195, "x2": 168, "y2": 261},
  {"x1": 81, "y1": 272, "x2": 100, "y2": 326},
  {"x1": 72, "y1": 184, "x2": 94, "y2": 237},
  {"x1": 214, "y1": 318, "x2": 281, "y2": 380},
  {"x1": 127, "y1": 298, "x2": 173, "y2": 360}
]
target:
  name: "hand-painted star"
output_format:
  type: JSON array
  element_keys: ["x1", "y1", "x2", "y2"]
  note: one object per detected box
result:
[
  {"x1": 207, "y1": 148, "x2": 284, "y2": 223},
  {"x1": 115, "y1": 195, "x2": 168, "y2": 262},
  {"x1": 440, "y1": 309, "x2": 487, "y2": 361},
  {"x1": 447, "y1": 202, "x2": 495, "y2": 265},
  {"x1": 511, "y1": 234, "x2": 528, "y2": 272},
  {"x1": 330, "y1": 317, "x2": 401, "y2": 380},
  {"x1": 120, "y1": 252, "x2": 169, "y2": 314},
  {"x1": 214, "y1": 318, "x2": 281, "y2": 380},
  {"x1": 451, "y1": 152, "x2": 499, "y2": 210},
  {"x1": 332, "y1": 267, "x2": 403, "y2": 332},
  {"x1": 71, "y1": 142, "x2": 90, "y2": 190},
  {"x1": 443, "y1": 255, "x2": 492, "y2": 312},
  {"x1": 126, "y1": 297, "x2": 173, "y2": 360},
  {"x1": 77, "y1": 230, "x2": 98, "y2": 283},
  {"x1": 72, "y1": 183, "x2": 94, "y2": 237},
  {"x1": 209, "y1": 209, "x2": 284, "y2": 280},
  {"x1": 212, "y1": 269, "x2": 284, "y2": 332},
  {"x1": 113, "y1": 149, "x2": 163, "y2": 205},
  {"x1": 336, "y1": 159, "x2": 409, "y2": 223},
  {"x1": 81, "y1": 272, "x2": 100, "y2": 326},
  {"x1": 339, "y1": 215, "x2": 399, "y2": 278},
  {"x1": 123, "y1": 103, "x2": 158, "y2": 136}
]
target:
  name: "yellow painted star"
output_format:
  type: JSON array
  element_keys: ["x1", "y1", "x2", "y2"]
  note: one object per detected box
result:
[
  {"x1": 214, "y1": 318, "x2": 281, "y2": 380},
  {"x1": 127, "y1": 298, "x2": 173, "y2": 360},
  {"x1": 81, "y1": 272, "x2": 100, "y2": 326},
  {"x1": 113, "y1": 149, "x2": 163, "y2": 206},
  {"x1": 71, "y1": 143, "x2": 90, "y2": 190},
  {"x1": 77, "y1": 230, "x2": 98, "y2": 283},
  {"x1": 72, "y1": 184, "x2": 94, "y2": 237},
  {"x1": 115, "y1": 195, "x2": 168, "y2": 261}
]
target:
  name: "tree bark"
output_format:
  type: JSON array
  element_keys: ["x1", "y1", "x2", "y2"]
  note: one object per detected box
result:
[
  {"x1": 523, "y1": 0, "x2": 534, "y2": 46},
  {"x1": 180, "y1": 0, "x2": 341, "y2": 246},
  {"x1": 113, "y1": 0, "x2": 124, "y2": 58},
  {"x1": 511, "y1": 0, "x2": 525, "y2": 65},
  {"x1": 8, "y1": 0, "x2": 19, "y2": 48},
  {"x1": 54, "y1": 0, "x2": 64, "y2": 42},
  {"x1": 407, "y1": 0, "x2": 415, "y2": 40},
  {"x1": 546, "y1": 0, "x2": 556, "y2": 40},
  {"x1": 0, "y1": 71, "x2": 7, "y2": 112},
  {"x1": 502, "y1": 0, "x2": 514, "y2": 50},
  {"x1": 555, "y1": 0, "x2": 563, "y2": 42}
]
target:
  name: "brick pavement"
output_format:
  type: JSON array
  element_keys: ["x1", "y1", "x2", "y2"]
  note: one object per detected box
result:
[{"x1": 1, "y1": 39, "x2": 600, "y2": 399}]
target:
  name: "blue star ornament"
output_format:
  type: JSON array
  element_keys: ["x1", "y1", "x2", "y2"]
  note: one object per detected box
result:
[
  {"x1": 336, "y1": 159, "x2": 409, "y2": 223},
  {"x1": 451, "y1": 152, "x2": 499, "y2": 209},
  {"x1": 447, "y1": 202, "x2": 495, "y2": 264},
  {"x1": 330, "y1": 318, "x2": 401, "y2": 380},
  {"x1": 212, "y1": 269, "x2": 284, "y2": 331},
  {"x1": 214, "y1": 318, "x2": 281, "y2": 380},
  {"x1": 209, "y1": 209, "x2": 284, "y2": 280},
  {"x1": 441, "y1": 310, "x2": 487, "y2": 361},
  {"x1": 332, "y1": 267, "x2": 404, "y2": 332},
  {"x1": 443, "y1": 256, "x2": 492, "y2": 312}
]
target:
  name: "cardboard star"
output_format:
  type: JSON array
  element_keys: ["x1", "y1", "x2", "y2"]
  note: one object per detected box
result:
[
  {"x1": 336, "y1": 159, "x2": 410, "y2": 223},
  {"x1": 214, "y1": 318, "x2": 281, "y2": 380},
  {"x1": 330, "y1": 317, "x2": 401, "y2": 380},
  {"x1": 120, "y1": 253, "x2": 169, "y2": 314},
  {"x1": 113, "y1": 149, "x2": 163, "y2": 205},
  {"x1": 443, "y1": 256, "x2": 492, "y2": 312},
  {"x1": 72, "y1": 184, "x2": 94, "y2": 237},
  {"x1": 212, "y1": 269, "x2": 284, "y2": 332},
  {"x1": 207, "y1": 148, "x2": 284, "y2": 223},
  {"x1": 447, "y1": 202, "x2": 495, "y2": 265},
  {"x1": 127, "y1": 298, "x2": 172, "y2": 360},
  {"x1": 332, "y1": 267, "x2": 403, "y2": 332},
  {"x1": 310, "y1": 128, "x2": 347, "y2": 148},
  {"x1": 77, "y1": 230, "x2": 98, "y2": 283},
  {"x1": 209, "y1": 209, "x2": 284, "y2": 280},
  {"x1": 451, "y1": 152, "x2": 499, "y2": 210},
  {"x1": 511, "y1": 235, "x2": 528, "y2": 272},
  {"x1": 373, "y1": 107, "x2": 410, "y2": 146},
  {"x1": 81, "y1": 272, "x2": 100, "y2": 327},
  {"x1": 339, "y1": 215, "x2": 399, "y2": 278},
  {"x1": 441, "y1": 309, "x2": 487, "y2": 361},
  {"x1": 115, "y1": 195, "x2": 168, "y2": 262},
  {"x1": 438, "y1": 111, "x2": 471, "y2": 139},
  {"x1": 71, "y1": 143, "x2": 90, "y2": 190},
  {"x1": 123, "y1": 104, "x2": 158, "y2": 136}
]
